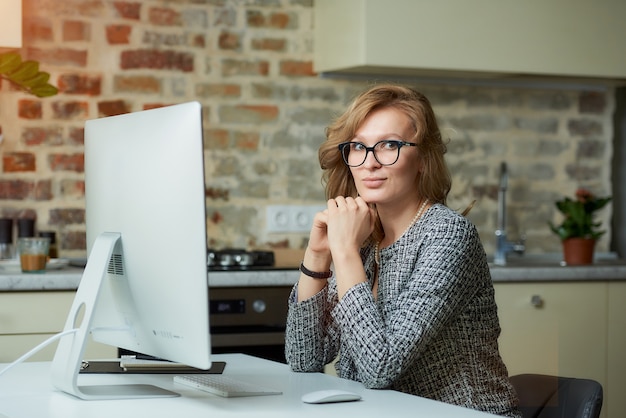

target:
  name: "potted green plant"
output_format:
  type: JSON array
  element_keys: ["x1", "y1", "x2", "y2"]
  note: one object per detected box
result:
[
  {"x1": 549, "y1": 188, "x2": 612, "y2": 265},
  {"x1": 0, "y1": 51, "x2": 57, "y2": 97}
]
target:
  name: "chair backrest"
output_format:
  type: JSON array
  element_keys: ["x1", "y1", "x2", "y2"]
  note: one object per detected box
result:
[{"x1": 510, "y1": 374, "x2": 603, "y2": 418}]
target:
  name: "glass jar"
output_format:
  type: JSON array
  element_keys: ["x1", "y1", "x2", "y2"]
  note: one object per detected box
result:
[{"x1": 38, "y1": 231, "x2": 58, "y2": 258}]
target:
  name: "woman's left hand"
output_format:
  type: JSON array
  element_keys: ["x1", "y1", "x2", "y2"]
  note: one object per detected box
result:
[{"x1": 326, "y1": 196, "x2": 376, "y2": 262}]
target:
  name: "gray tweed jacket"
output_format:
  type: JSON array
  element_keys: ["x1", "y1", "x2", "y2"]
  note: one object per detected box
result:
[{"x1": 285, "y1": 204, "x2": 521, "y2": 417}]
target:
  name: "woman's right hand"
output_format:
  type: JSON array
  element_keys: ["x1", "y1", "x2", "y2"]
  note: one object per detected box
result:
[
  {"x1": 307, "y1": 208, "x2": 330, "y2": 254},
  {"x1": 297, "y1": 208, "x2": 332, "y2": 302}
]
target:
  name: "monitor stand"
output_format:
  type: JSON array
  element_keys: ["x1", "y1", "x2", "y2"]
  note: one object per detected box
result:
[{"x1": 50, "y1": 232, "x2": 179, "y2": 400}]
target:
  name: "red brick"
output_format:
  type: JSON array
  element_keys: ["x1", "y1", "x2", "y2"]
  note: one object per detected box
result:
[
  {"x1": 68, "y1": 127, "x2": 84, "y2": 145},
  {"x1": 60, "y1": 230, "x2": 86, "y2": 251},
  {"x1": 3, "y1": 152, "x2": 36, "y2": 172},
  {"x1": 113, "y1": 1, "x2": 141, "y2": 20},
  {"x1": 0, "y1": 179, "x2": 50, "y2": 200},
  {"x1": 57, "y1": 74, "x2": 102, "y2": 96},
  {"x1": 206, "y1": 189, "x2": 229, "y2": 202},
  {"x1": 22, "y1": 18, "x2": 53, "y2": 41},
  {"x1": 22, "y1": 127, "x2": 64, "y2": 146},
  {"x1": 143, "y1": 103, "x2": 171, "y2": 110},
  {"x1": 243, "y1": 105, "x2": 279, "y2": 122},
  {"x1": 18, "y1": 100, "x2": 43, "y2": 119},
  {"x1": 27, "y1": 47, "x2": 88, "y2": 67},
  {"x1": 52, "y1": 101, "x2": 89, "y2": 120},
  {"x1": 48, "y1": 153, "x2": 84, "y2": 172},
  {"x1": 63, "y1": 20, "x2": 91, "y2": 42},
  {"x1": 22, "y1": 128, "x2": 47, "y2": 146},
  {"x1": 97, "y1": 100, "x2": 130, "y2": 117},
  {"x1": 247, "y1": 11, "x2": 292, "y2": 29},
  {"x1": 222, "y1": 59, "x2": 269, "y2": 77},
  {"x1": 106, "y1": 24, "x2": 132, "y2": 44},
  {"x1": 0, "y1": 180, "x2": 34, "y2": 200},
  {"x1": 60, "y1": 179, "x2": 85, "y2": 198},
  {"x1": 269, "y1": 13, "x2": 291, "y2": 29},
  {"x1": 149, "y1": 7, "x2": 181, "y2": 26},
  {"x1": 219, "y1": 105, "x2": 279, "y2": 124},
  {"x1": 195, "y1": 83, "x2": 241, "y2": 98},
  {"x1": 214, "y1": 8, "x2": 236, "y2": 26},
  {"x1": 120, "y1": 50, "x2": 194, "y2": 72},
  {"x1": 218, "y1": 31, "x2": 241, "y2": 50},
  {"x1": 234, "y1": 132, "x2": 260, "y2": 151},
  {"x1": 205, "y1": 129, "x2": 230, "y2": 149},
  {"x1": 49, "y1": 208, "x2": 86, "y2": 225},
  {"x1": 280, "y1": 60, "x2": 315, "y2": 77},
  {"x1": 210, "y1": 210, "x2": 223, "y2": 223},
  {"x1": 54, "y1": 1, "x2": 105, "y2": 17},
  {"x1": 114, "y1": 75, "x2": 161, "y2": 94},
  {"x1": 251, "y1": 38, "x2": 286, "y2": 52},
  {"x1": 68, "y1": 0, "x2": 104, "y2": 18},
  {"x1": 35, "y1": 180, "x2": 52, "y2": 201},
  {"x1": 579, "y1": 91, "x2": 607, "y2": 114},
  {"x1": 191, "y1": 34, "x2": 206, "y2": 48},
  {"x1": 1, "y1": 209, "x2": 36, "y2": 220}
]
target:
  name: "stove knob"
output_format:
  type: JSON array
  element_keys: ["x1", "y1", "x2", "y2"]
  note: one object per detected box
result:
[
  {"x1": 207, "y1": 251, "x2": 217, "y2": 266},
  {"x1": 219, "y1": 253, "x2": 233, "y2": 266},
  {"x1": 234, "y1": 253, "x2": 253, "y2": 266},
  {"x1": 252, "y1": 299, "x2": 266, "y2": 313}
]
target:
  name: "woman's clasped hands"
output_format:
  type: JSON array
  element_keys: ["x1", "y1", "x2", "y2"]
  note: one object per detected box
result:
[
  {"x1": 305, "y1": 196, "x2": 376, "y2": 298},
  {"x1": 326, "y1": 196, "x2": 376, "y2": 258}
]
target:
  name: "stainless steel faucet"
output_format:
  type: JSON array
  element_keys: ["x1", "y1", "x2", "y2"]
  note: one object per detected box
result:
[{"x1": 493, "y1": 162, "x2": 525, "y2": 265}]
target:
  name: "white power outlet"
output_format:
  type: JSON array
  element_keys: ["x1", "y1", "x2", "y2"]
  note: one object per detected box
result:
[{"x1": 266, "y1": 205, "x2": 326, "y2": 233}]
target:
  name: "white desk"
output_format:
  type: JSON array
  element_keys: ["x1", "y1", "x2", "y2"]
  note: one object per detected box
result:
[{"x1": 0, "y1": 354, "x2": 497, "y2": 418}]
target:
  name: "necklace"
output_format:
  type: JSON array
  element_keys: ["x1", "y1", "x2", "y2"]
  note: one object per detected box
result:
[{"x1": 374, "y1": 199, "x2": 429, "y2": 265}]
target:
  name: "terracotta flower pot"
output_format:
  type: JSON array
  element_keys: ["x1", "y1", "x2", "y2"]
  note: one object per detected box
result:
[{"x1": 562, "y1": 238, "x2": 596, "y2": 265}]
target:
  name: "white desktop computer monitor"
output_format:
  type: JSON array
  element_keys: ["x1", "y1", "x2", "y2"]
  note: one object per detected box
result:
[{"x1": 51, "y1": 102, "x2": 211, "y2": 400}]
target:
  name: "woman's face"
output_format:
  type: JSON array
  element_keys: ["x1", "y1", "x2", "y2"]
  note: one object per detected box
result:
[{"x1": 349, "y1": 107, "x2": 420, "y2": 208}]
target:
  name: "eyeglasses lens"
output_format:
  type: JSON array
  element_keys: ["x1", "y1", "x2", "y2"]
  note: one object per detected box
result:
[{"x1": 341, "y1": 142, "x2": 401, "y2": 167}]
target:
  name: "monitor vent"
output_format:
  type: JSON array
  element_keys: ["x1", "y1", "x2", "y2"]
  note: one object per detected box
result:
[{"x1": 108, "y1": 254, "x2": 124, "y2": 275}]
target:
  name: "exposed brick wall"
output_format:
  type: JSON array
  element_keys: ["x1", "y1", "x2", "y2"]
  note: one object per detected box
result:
[{"x1": 0, "y1": 0, "x2": 614, "y2": 258}]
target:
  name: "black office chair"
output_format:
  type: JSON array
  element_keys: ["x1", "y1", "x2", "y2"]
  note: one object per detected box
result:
[{"x1": 510, "y1": 374, "x2": 603, "y2": 418}]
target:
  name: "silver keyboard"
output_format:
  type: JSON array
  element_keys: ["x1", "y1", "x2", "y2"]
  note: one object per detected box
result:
[{"x1": 173, "y1": 374, "x2": 282, "y2": 398}]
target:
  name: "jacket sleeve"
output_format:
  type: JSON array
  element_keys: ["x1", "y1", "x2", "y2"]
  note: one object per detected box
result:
[{"x1": 284, "y1": 281, "x2": 341, "y2": 372}]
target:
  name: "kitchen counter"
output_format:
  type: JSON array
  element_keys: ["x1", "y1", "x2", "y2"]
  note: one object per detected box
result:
[
  {"x1": 1, "y1": 256, "x2": 626, "y2": 291},
  {"x1": 489, "y1": 260, "x2": 626, "y2": 281},
  {"x1": 0, "y1": 265, "x2": 302, "y2": 291}
]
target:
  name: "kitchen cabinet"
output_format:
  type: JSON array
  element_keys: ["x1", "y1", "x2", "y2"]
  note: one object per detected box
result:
[
  {"x1": 315, "y1": 0, "x2": 626, "y2": 83},
  {"x1": 494, "y1": 281, "x2": 621, "y2": 418},
  {"x1": 495, "y1": 282, "x2": 607, "y2": 379},
  {"x1": 0, "y1": 291, "x2": 116, "y2": 363},
  {"x1": 607, "y1": 282, "x2": 626, "y2": 418}
]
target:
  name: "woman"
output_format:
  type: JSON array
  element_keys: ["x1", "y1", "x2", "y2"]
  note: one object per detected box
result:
[{"x1": 284, "y1": 84, "x2": 521, "y2": 417}]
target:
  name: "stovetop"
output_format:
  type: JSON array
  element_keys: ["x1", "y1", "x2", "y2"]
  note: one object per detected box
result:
[{"x1": 207, "y1": 249, "x2": 275, "y2": 270}]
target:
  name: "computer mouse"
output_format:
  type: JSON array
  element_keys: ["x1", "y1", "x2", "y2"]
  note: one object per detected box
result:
[{"x1": 301, "y1": 389, "x2": 362, "y2": 404}]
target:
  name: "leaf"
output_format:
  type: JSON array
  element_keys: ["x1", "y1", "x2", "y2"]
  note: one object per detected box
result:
[
  {"x1": 8, "y1": 60, "x2": 40, "y2": 83},
  {"x1": 0, "y1": 52, "x2": 22, "y2": 73},
  {"x1": 0, "y1": 52, "x2": 58, "y2": 98},
  {"x1": 29, "y1": 83, "x2": 58, "y2": 98},
  {"x1": 20, "y1": 71, "x2": 51, "y2": 88}
]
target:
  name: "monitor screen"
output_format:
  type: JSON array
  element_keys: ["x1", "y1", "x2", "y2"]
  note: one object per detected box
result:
[{"x1": 51, "y1": 102, "x2": 211, "y2": 400}]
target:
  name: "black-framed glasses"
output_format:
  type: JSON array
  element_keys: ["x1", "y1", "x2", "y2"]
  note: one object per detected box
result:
[{"x1": 338, "y1": 140, "x2": 418, "y2": 167}]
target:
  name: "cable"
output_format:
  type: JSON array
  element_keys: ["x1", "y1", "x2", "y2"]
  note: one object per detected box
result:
[{"x1": 0, "y1": 328, "x2": 79, "y2": 377}]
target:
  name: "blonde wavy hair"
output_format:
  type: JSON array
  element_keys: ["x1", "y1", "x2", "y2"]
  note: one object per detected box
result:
[{"x1": 318, "y1": 83, "x2": 451, "y2": 243}]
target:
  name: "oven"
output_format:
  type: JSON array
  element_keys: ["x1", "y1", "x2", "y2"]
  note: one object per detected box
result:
[
  {"x1": 207, "y1": 249, "x2": 291, "y2": 363},
  {"x1": 209, "y1": 285, "x2": 291, "y2": 363}
]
